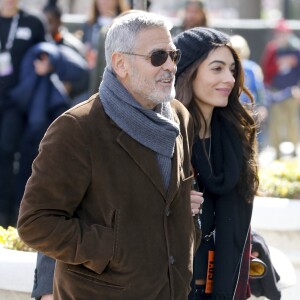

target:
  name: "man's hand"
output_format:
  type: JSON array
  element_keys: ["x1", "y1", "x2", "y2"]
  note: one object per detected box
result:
[
  {"x1": 190, "y1": 190, "x2": 204, "y2": 216},
  {"x1": 34, "y1": 54, "x2": 53, "y2": 76},
  {"x1": 251, "y1": 251, "x2": 259, "y2": 258},
  {"x1": 291, "y1": 86, "x2": 300, "y2": 102}
]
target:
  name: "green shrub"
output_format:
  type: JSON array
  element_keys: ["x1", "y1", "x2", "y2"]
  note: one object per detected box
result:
[
  {"x1": 258, "y1": 159, "x2": 300, "y2": 199},
  {"x1": 0, "y1": 226, "x2": 34, "y2": 252}
]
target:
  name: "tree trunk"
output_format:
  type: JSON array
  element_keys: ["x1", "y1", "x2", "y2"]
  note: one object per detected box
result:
[{"x1": 132, "y1": 0, "x2": 148, "y2": 11}]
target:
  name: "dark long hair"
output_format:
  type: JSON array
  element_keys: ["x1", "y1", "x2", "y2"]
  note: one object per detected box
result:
[
  {"x1": 87, "y1": 0, "x2": 130, "y2": 25},
  {"x1": 175, "y1": 44, "x2": 259, "y2": 203},
  {"x1": 183, "y1": 0, "x2": 208, "y2": 28}
]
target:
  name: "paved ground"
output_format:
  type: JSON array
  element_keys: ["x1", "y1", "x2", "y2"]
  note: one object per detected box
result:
[{"x1": 280, "y1": 267, "x2": 300, "y2": 299}]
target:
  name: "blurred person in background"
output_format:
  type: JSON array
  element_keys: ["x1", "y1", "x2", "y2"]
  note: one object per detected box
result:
[
  {"x1": 171, "y1": 0, "x2": 208, "y2": 37},
  {"x1": 82, "y1": 0, "x2": 130, "y2": 95},
  {"x1": 0, "y1": 0, "x2": 46, "y2": 228},
  {"x1": 260, "y1": 18, "x2": 300, "y2": 158},
  {"x1": 9, "y1": 0, "x2": 89, "y2": 227},
  {"x1": 42, "y1": 0, "x2": 89, "y2": 104},
  {"x1": 43, "y1": 0, "x2": 86, "y2": 57},
  {"x1": 230, "y1": 34, "x2": 268, "y2": 151}
]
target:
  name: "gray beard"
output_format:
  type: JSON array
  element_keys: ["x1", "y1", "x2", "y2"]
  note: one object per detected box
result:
[{"x1": 144, "y1": 86, "x2": 176, "y2": 105}]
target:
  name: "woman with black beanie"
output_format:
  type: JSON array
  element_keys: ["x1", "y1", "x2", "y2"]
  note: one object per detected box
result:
[{"x1": 174, "y1": 27, "x2": 259, "y2": 300}]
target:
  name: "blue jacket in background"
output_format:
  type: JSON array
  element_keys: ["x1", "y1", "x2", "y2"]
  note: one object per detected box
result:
[
  {"x1": 10, "y1": 42, "x2": 89, "y2": 126},
  {"x1": 240, "y1": 59, "x2": 266, "y2": 106}
]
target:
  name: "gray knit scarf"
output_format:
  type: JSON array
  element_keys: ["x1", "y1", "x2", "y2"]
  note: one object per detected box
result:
[{"x1": 99, "y1": 68, "x2": 180, "y2": 190}]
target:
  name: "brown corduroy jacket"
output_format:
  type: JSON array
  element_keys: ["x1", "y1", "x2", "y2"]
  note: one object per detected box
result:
[{"x1": 17, "y1": 94, "x2": 199, "y2": 300}]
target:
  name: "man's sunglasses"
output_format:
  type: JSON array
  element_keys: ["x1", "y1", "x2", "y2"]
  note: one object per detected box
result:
[{"x1": 121, "y1": 49, "x2": 182, "y2": 67}]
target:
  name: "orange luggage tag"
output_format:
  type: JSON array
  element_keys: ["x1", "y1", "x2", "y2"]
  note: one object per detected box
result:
[{"x1": 205, "y1": 250, "x2": 215, "y2": 293}]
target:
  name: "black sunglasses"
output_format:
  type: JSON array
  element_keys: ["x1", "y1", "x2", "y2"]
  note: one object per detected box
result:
[{"x1": 121, "y1": 49, "x2": 181, "y2": 67}]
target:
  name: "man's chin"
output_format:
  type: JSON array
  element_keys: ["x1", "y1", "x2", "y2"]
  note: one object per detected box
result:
[
  {"x1": 162, "y1": 90, "x2": 175, "y2": 102},
  {"x1": 147, "y1": 93, "x2": 174, "y2": 105},
  {"x1": 157, "y1": 96, "x2": 173, "y2": 104}
]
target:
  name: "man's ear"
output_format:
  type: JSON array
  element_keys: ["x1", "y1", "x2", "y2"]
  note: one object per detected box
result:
[{"x1": 111, "y1": 52, "x2": 128, "y2": 78}]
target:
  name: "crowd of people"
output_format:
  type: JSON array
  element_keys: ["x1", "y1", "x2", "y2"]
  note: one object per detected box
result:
[
  {"x1": 261, "y1": 18, "x2": 300, "y2": 158},
  {"x1": 0, "y1": 0, "x2": 131, "y2": 228},
  {"x1": 0, "y1": 0, "x2": 295, "y2": 299}
]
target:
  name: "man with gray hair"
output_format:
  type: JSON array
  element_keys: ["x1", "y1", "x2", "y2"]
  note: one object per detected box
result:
[{"x1": 17, "y1": 11, "x2": 202, "y2": 300}]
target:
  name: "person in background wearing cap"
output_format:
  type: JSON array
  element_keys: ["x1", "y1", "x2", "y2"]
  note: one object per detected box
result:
[
  {"x1": 17, "y1": 11, "x2": 202, "y2": 300},
  {"x1": 260, "y1": 18, "x2": 300, "y2": 158},
  {"x1": 173, "y1": 27, "x2": 259, "y2": 299},
  {"x1": 171, "y1": 0, "x2": 208, "y2": 37}
]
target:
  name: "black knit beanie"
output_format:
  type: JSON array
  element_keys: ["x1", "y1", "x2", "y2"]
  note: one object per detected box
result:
[{"x1": 173, "y1": 27, "x2": 230, "y2": 79}]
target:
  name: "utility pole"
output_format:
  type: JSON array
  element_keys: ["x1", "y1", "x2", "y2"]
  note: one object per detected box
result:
[
  {"x1": 132, "y1": 0, "x2": 148, "y2": 11},
  {"x1": 239, "y1": 0, "x2": 261, "y2": 19},
  {"x1": 283, "y1": 0, "x2": 290, "y2": 19},
  {"x1": 68, "y1": 0, "x2": 76, "y2": 14}
]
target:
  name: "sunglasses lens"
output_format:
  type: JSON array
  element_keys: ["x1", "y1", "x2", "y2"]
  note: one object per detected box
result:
[
  {"x1": 151, "y1": 51, "x2": 169, "y2": 67},
  {"x1": 150, "y1": 50, "x2": 182, "y2": 67},
  {"x1": 171, "y1": 50, "x2": 181, "y2": 64}
]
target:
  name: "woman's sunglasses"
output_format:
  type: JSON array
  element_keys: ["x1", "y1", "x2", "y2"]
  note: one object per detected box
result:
[{"x1": 121, "y1": 49, "x2": 182, "y2": 67}]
